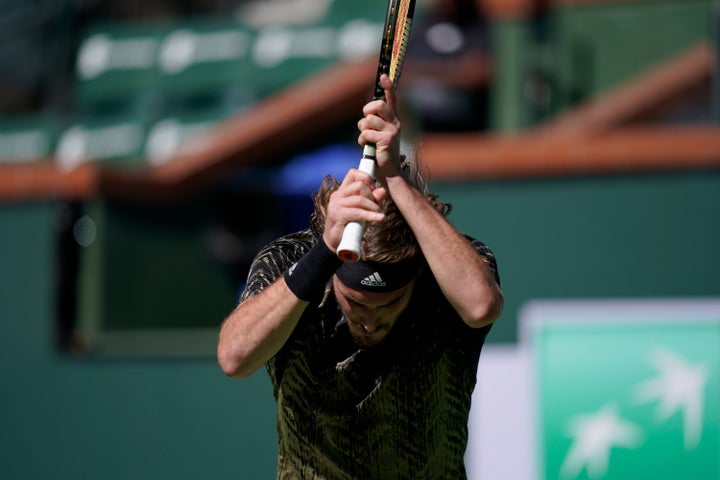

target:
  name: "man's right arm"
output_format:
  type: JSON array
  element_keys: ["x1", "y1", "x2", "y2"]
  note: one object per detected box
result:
[
  {"x1": 217, "y1": 233, "x2": 343, "y2": 380},
  {"x1": 217, "y1": 277, "x2": 309, "y2": 379}
]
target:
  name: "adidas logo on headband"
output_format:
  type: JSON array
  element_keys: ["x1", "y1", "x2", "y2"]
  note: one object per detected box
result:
[
  {"x1": 360, "y1": 272, "x2": 387, "y2": 288},
  {"x1": 336, "y1": 258, "x2": 420, "y2": 292}
]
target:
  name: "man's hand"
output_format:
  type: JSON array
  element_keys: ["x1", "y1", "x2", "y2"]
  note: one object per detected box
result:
[
  {"x1": 357, "y1": 74, "x2": 403, "y2": 184},
  {"x1": 322, "y1": 169, "x2": 386, "y2": 252}
]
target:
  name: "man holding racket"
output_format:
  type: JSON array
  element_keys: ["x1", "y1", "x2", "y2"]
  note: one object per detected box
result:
[{"x1": 218, "y1": 74, "x2": 503, "y2": 479}]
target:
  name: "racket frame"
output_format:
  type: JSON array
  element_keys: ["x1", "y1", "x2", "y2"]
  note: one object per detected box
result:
[{"x1": 336, "y1": 0, "x2": 415, "y2": 262}]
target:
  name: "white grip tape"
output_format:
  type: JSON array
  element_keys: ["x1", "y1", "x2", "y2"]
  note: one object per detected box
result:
[
  {"x1": 358, "y1": 156, "x2": 376, "y2": 176},
  {"x1": 336, "y1": 221, "x2": 365, "y2": 261},
  {"x1": 337, "y1": 145, "x2": 377, "y2": 261}
]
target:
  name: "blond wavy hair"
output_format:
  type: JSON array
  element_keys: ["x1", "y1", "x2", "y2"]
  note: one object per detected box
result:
[{"x1": 310, "y1": 156, "x2": 451, "y2": 263}]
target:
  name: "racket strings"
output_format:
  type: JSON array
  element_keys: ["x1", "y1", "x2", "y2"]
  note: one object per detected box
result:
[
  {"x1": 389, "y1": 0, "x2": 414, "y2": 90},
  {"x1": 374, "y1": 0, "x2": 415, "y2": 99},
  {"x1": 389, "y1": 18, "x2": 412, "y2": 85}
]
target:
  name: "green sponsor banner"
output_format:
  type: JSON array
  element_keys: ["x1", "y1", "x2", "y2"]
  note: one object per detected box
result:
[{"x1": 525, "y1": 300, "x2": 720, "y2": 480}]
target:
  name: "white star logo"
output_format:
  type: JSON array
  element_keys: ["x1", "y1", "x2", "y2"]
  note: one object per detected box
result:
[
  {"x1": 633, "y1": 347, "x2": 709, "y2": 450},
  {"x1": 560, "y1": 404, "x2": 643, "y2": 479}
]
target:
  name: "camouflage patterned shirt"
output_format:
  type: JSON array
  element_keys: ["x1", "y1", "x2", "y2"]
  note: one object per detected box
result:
[{"x1": 239, "y1": 230, "x2": 499, "y2": 479}]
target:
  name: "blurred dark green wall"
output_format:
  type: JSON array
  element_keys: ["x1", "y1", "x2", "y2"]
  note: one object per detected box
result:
[{"x1": 0, "y1": 203, "x2": 277, "y2": 479}]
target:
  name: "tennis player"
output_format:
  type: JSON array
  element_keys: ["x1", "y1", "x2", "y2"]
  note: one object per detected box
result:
[{"x1": 218, "y1": 74, "x2": 503, "y2": 479}]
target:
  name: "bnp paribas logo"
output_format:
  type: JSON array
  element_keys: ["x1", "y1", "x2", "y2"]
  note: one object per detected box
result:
[{"x1": 527, "y1": 300, "x2": 720, "y2": 480}]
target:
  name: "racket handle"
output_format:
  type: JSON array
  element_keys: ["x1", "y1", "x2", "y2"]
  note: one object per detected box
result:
[{"x1": 336, "y1": 144, "x2": 377, "y2": 262}]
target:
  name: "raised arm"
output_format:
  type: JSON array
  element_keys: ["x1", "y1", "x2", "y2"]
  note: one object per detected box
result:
[
  {"x1": 384, "y1": 176, "x2": 503, "y2": 327},
  {"x1": 358, "y1": 74, "x2": 503, "y2": 328}
]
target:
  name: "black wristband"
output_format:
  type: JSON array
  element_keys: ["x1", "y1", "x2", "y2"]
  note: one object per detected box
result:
[{"x1": 284, "y1": 240, "x2": 343, "y2": 301}]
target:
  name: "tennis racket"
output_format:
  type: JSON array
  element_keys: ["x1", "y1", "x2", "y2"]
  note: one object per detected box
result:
[{"x1": 336, "y1": 0, "x2": 416, "y2": 262}]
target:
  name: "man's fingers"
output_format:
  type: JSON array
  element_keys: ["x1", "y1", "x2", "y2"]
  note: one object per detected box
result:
[
  {"x1": 340, "y1": 168, "x2": 373, "y2": 187},
  {"x1": 379, "y1": 74, "x2": 397, "y2": 111}
]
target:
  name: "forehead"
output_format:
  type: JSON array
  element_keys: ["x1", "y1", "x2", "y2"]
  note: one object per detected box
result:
[{"x1": 334, "y1": 276, "x2": 413, "y2": 305}]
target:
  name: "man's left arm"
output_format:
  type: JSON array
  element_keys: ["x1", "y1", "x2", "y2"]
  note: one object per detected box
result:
[
  {"x1": 385, "y1": 175, "x2": 503, "y2": 328},
  {"x1": 358, "y1": 74, "x2": 502, "y2": 328}
]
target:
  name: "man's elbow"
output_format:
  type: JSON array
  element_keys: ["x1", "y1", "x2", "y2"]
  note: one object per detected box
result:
[
  {"x1": 217, "y1": 346, "x2": 257, "y2": 380},
  {"x1": 464, "y1": 291, "x2": 504, "y2": 329}
]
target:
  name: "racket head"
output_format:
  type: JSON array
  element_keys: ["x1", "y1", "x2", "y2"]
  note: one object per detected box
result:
[{"x1": 373, "y1": 0, "x2": 416, "y2": 99}]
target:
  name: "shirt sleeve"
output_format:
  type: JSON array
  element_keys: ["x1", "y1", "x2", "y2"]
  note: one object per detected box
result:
[
  {"x1": 468, "y1": 236, "x2": 501, "y2": 286},
  {"x1": 238, "y1": 230, "x2": 314, "y2": 303}
]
